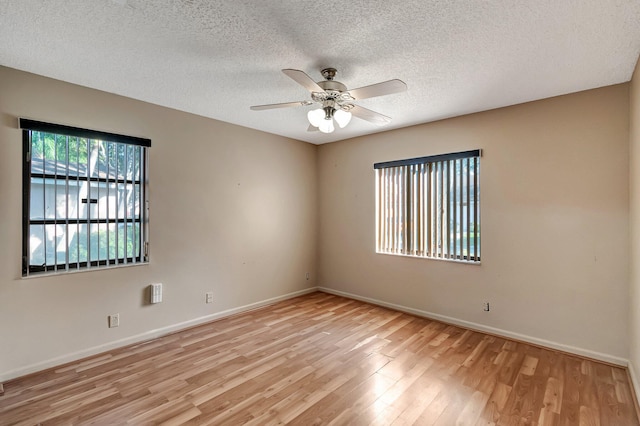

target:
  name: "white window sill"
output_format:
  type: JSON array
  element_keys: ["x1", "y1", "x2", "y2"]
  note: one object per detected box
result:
[{"x1": 21, "y1": 261, "x2": 149, "y2": 279}]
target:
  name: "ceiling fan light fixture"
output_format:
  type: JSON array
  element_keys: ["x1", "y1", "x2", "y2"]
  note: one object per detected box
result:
[
  {"x1": 318, "y1": 119, "x2": 335, "y2": 134},
  {"x1": 307, "y1": 108, "x2": 325, "y2": 127},
  {"x1": 334, "y1": 109, "x2": 352, "y2": 128},
  {"x1": 308, "y1": 105, "x2": 339, "y2": 133}
]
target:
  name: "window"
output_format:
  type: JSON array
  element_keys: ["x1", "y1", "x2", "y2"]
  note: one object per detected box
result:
[
  {"x1": 374, "y1": 150, "x2": 481, "y2": 262},
  {"x1": 21, "y1": 119, "x2": 151, "y2": 276}
]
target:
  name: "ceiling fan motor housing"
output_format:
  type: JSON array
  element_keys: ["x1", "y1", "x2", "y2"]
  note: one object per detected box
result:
[
  {"x1": 314, "y1": 79, "x2": 354, "y2": 111},
  {"x1": 318, "y1": 80, "x2": 347, "y2": 92}
]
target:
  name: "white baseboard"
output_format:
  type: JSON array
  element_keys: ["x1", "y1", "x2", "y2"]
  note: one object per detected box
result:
[
  {"x1": 317, "y1": 287, "x2": 629, "y2": 367},
  {"x1": 0, "y1": 287, "x2": 317, "y2": 383}
]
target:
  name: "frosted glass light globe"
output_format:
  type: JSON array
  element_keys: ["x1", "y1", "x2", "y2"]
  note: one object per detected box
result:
[{"x1": 334, "y1": 109, "x2": 352, "y2": 128}]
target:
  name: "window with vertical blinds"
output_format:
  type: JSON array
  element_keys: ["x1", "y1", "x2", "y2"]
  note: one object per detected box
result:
[
  {"x1": 374, "y1": 150, "x2": 481, "y2": 263},
  {"x1": 21, "y1": 119, "x2": 151, "y2": 276}
]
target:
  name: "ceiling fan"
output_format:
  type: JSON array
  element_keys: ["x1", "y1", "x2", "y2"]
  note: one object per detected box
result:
[{"x1": 250, "y1": 68, "x2": 407, "y2": 134}]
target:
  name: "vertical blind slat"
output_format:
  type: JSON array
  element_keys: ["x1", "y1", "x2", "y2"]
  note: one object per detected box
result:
[
  {"x1": 398, "y1": 166, "x2": 402, "y2": 253},
  {"x1": 41, "y1": 133, "x2": 47, "y2": 268},
  {"x1": 375, "y1": 169, "x2": 379, "y2": 252},
  {"x1": 418, "y1": 164, "x2": 423, "y2": 255},
  {"x1": 85, "y1": 138, "x2": 91, "y2": 267},
  {"x1": 385, "y1": 168, "x2": 390, "y2": 252},
  {"x1": 438, "y1": 162, "x2": 443, "y2": 258},
  {"x1": 391, "y1": 167, "x2": 395, "y2": 253},
  {"x1": 381, "y1": 168, "x2": 385, "y2": 252},
  {"x1": 409, "y1": 165, "x2": 413, "y2": 255},
  {"x1": 64, "y1": 135, "x2": 70, "y2": 271},
  {"x1": 96, "y1": 143, "x2": 101, "y2": 265},
  {"x1": 445, "y1": 160, "x2": 450, "y2": 258},
  {"x1": 76, "y1": 139, "x2": 80, "y2": 267},
  {"x1": 475, "y1": 158, "x2": 480, "y2": 260},
  {"x1": 404, "y1": 166, "x2": 408, "y2": 254},
  {"x1": 53, "y1": 134, "x2": 58, "y2": 271},
  {"x1": 466, "y1": 158, "x2": 471, "y2": 259},
  {"x1": 453, "y1": 159, "x2": 458, "y2": 260},
  {"x1": 379, "y1": 169, "x2": 383, "y2": 253},
  {"x1": 426, "y1": 162, "x2": 432, "y2": 257},
  {"x1": 411, "y1": 165, "x2": 420, "y2": 256},
  {"x1": 388, "y1": 168, "x2": 392, "y2": 252}
]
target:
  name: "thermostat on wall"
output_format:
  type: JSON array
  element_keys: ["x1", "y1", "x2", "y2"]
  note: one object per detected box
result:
[{"x1": 150, "y1": 283, "x2": 162, "y2": 304}]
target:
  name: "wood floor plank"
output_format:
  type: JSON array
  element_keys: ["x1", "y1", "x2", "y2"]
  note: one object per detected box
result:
[
  {"x1": 0, "y1": 292, "x2": 638, "y2": 425},
  {"x1": 480, "y1": 381, "x2": 512, "y2": 423}
]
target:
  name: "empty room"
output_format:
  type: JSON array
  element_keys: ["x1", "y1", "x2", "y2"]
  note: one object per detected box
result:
[{"x1": 1, "y1": 1, "x2": 640, "y2": 424}]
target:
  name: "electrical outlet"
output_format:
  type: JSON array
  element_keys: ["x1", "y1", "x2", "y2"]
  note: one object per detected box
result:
[
  {"x1": 108, "y1": 313, "x2": 120, "y2": 328},
  {"x1": 483, "y1": 302, "x2": 490, "y2": 312},
  {"x1": 206, "y1": 292, "x2": 214, "y2": 304},
  {"x1": 305, "y1": 272, "x2": 310, "y2": 280}
]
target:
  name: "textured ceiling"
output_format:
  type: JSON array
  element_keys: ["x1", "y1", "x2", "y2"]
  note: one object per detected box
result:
[{"x1": 1, "y1": 0, "x2": 639, "y2": 144}]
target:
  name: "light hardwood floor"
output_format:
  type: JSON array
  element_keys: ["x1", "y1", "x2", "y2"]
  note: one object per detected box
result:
[{"x1": 0, "y1": 292, "x2": 638, "y2": 425}]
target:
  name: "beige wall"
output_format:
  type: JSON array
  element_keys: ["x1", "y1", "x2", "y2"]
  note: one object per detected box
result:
[
  {"x1": 630, "y1": 55, "x2": 640, "y2": 389},
  {"x1": 318, "y1": 84, "x2": 630, "y2": 361},
  {"x1": 0, "y1": 66, "x2": 318, "y2": 381}
]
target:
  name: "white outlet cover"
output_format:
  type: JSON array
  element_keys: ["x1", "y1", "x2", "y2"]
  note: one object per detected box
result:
[{"x1": 109, "y1": 314, "x2": 119, "y2": 328}]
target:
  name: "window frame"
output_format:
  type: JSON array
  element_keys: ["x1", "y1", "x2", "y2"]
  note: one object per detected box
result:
[
  {"x1": 20, "y1": 119, "x2": 151, "y2": 276},
  {"x1": 374, "y1": 149, "x2": 481, "y2": 263}
]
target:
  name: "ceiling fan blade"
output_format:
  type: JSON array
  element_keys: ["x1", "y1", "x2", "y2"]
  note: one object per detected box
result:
[
  {"x1": 348, "y1": 79, "x2": 407, "y2": 100},
  {"x1": 307, "y1": 124, "x2": 319, "y2": 132},
  {"x1": 350, "y1": 105, "x2": 392, "y2": 125},
  {"x1": 282, "y1": 69, "x2": 324, "y2": 93},
  {"x1": 250, "y1": 100, "x2": 312, "y2": 111}
]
